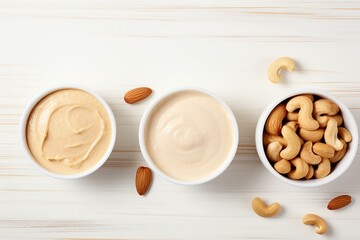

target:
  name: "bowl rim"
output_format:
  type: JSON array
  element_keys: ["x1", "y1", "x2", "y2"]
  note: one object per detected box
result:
[
  {"x1": 138, "y1": 87, "x2": 239, "y2": 185},
  {"x1": 19, "y1": 84, "x2": 117, "y2": 179},
  {"x1": 255, "y1": 88, "x2": 358, "y2": 187}
]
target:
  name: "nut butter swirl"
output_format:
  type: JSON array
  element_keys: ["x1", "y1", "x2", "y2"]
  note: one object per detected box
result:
[{"x1": 26, "y1": 89, "x2": 112, "y2": 174}]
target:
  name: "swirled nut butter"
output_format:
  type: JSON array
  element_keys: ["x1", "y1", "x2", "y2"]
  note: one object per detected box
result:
[
  {"x1": 26, "y1": 89, "x2": 112, "y2": 175},
  {"x1": 145, "y1": 90, "x2": 235, "y2": 181}
]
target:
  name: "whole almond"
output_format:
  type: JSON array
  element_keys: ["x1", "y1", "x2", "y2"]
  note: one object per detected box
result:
[
  {"x1": 327, "y1": 195, "x2": 352, "y2": 210},
  {"x1": 135, "y1": 166, "x2": 152, "y2": 196},
  {"x1": 124, "y1": 87, "x2": 152, "y2": 104}
]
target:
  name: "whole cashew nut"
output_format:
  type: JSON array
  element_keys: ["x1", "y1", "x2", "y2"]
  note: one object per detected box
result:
[
  {"x1": 314, "y1": 99, "x2": 339, "y2": 125},
  {"x1": 265, "y1": 103, "x2": 287, "y2": 135},
  {"x1": 251, "y1": 197, "x2": 281, "y2": 218},
  {"x1": 305, "y1": 165, "x2": 314, "y2": 179},
  {"x1": 288, "y1": 157, "x2": 309, "y2": 180},
  {"x1": 329, "y1": 139, "x2": 347, "y2": 163},
  {"x1": 300, "y1": 141, "x2": 322, "y2": 165},
  {"x1": 313, "y1": 142, "x2": 335, "y2": 158},
  {"x1": 338, "y1": 127, "x2": 352, "y2": 143},
  {"x1": 316, "y1": 114, "x2": 343, "y2": 128},
  {"x1": 263, "y1": 133, "x2": 288, "y2": 147},
  {"x1": 303, "y1": 213, "x2": 327, "y2": 234},
  {"x1": 280, "y1": 125, "x2": 302, "y2": 160},
  {"x1": 315, "y1": 158, "x2": 331, "y2": 179},
  {"x1": 286, "y1": 96, "x2": 319, "y2": 131},
  {"x1": 299, "y1": 128, "x2": 325, "y2": 142},
  {"x1": 267, "y1": 57, "x2": 296, "y2": 83},
  {"x1": 274, "y1": 159, "x2": 291, "y2": 174},
  {"x1": 324, "y1": 118, "x2": 344, "y2": 151},
  {"x1": 266, "y1": 142, "x2": 283, "y2": 162}
]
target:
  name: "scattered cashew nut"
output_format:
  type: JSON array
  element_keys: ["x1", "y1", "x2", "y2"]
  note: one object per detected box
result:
[
  {"x1": 315, "y1": 158, "x2": 331, "y2": 179},
  {"x1": 274, "y1": 159, "x2": 291, "y2": 174},
  {"x1": 266, "y1": 142, "x2": 283, "y2": 162},
  {"x1": 324, "y1": 118, "x2": 344, "y2": 151},
  {"x1": 286, "y1": 96, "x2": 319, "y2": 131},
  {"x1": 303, "y1": 213, "x2": 327, "y2": 234},
  {"x1": 280, "y1": 125, "x2": 302, "y2": 160},
  {"x1": 300, "y1": 141, "x2": 322, "y2": 165},
  {"x1": 267, "y1": 57, "x2": 296, "y2": 83},
  {"x1": 251, "y1": 197, "x2": 281, "y2": 218},
  {"x1": 288, "y1": 157, "x2": 309, "y2": 180},
  {"x1": 265, "y1": 103, "x2": 287, "y2": 135},
  {"x1": 338, "y1": 127, "x2": 352, "y2": 143}
]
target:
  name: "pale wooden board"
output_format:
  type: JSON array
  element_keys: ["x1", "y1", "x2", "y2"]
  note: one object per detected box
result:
[{"x1": 1, "y1": 0, "x2": 360, "y2": 239}]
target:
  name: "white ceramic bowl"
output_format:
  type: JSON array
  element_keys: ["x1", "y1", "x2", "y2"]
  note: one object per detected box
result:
[
  {"x1": 256, "y1": 89, "x2": 358, "y2": 187},
  {"x1": 19, "y1": 85, "x2": 117, "y2": 179},
  {"x1": 139, "y1": 88, "x2": 239, "y2": 185}
]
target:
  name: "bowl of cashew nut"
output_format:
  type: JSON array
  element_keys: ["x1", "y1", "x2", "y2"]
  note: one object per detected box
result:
[{"x1": 256, "y1": 89, "x2": 358, "y2": 187}]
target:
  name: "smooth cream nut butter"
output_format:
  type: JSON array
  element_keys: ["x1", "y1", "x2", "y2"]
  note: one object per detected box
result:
[
  {"x1": 144, "y1": 90, "x2": 237, "y2": 182},
  {"x1": 26, "y1": 89, "x2": 112, "y2": 175}
]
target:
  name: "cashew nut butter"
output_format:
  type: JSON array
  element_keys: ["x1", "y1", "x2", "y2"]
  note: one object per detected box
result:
[
  {"x1": 26, "y1": 89, "x2": 112, "y2": 175},
  {"x1": 145, "y1": 90, "x2": 235, "y2": 181}
]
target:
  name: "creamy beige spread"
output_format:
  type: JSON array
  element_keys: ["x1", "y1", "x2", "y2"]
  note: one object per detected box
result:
[
  {"x1": 26, "y1": 89, "x2": 112, "y2": 175},
  {"x1": 145, "y1": 90, "x2": 234, "y2": 181}
]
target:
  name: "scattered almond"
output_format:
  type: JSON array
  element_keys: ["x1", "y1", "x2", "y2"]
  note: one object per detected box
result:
[
  {"x1": 135, "y1": 166, "x2": 152, "y2": 196},
  {"x1": 327, "y1": 195, "x2": 352, "y2": 210},
  {"x1": 124, "y1": 87, "x2": 152, "y2": 104}
]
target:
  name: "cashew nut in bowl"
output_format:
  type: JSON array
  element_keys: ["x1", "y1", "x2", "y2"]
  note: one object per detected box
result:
[
  {"x1": 280, "y1": 125, "x2": 302, "y2": 160},
  {"x1": 314, "y1": 99, "x2": 339, "y2": 125},
  {"x1": 315, "y1": 158, "x2": 331, "y2": 179},
  {"x1": 305, "y1": 165, "x2": 314, "y2": 179},
  {"x1": 299, "y1": 128, "x2": 324, "y2": 142},
  {"x1": 251, "y1": 197, "x2": 281, "y2": 218},
  {"x1": 267, "y1": 57, "x2": 296, "y2": 83},
  {"x1": 313, "y1": 142, "x2": 335, "y2": 158},
  {"x1": 263, "y1": 133, "x2": 287, "y2": 147},
  {"x1": 316, "y1": 114, "x2": 343, "y2": 128},
  {"x1": 300, "y1": 141, "x2": 322, "y2": 165},
  {"x1": 265, "y1": 103, "x2": 287, "y2": 135},
  {"x1": 329, "y1": 139, "x2": 347, "y2": 163},
  {"x1": 286, "y1": 112, "x2": 298, "y2": 121},
  {"x1": 274, "y1": 159, "x2": 291, "y2": 174},
  {"x1": 286, "y1": 96, "x2": 319, "y2": 131},
  {"x1": 303, "y1": 213, "x2": 327, "y2": 234},
  {"x1": 288, "y1": 157, "x2": 309, "y2": 180},
  {"x1": 285, "y1": 121, "x2": 299, "y2": 132},
  {"x1": 266, "y1": 142, "x2": 283, "y2": 162},
  {"x1": 324, "y1": 118, "x2": 344, "y2": 151},
  {"x1": 338, "y1": 127, "x2": 352, "y2": 143}
]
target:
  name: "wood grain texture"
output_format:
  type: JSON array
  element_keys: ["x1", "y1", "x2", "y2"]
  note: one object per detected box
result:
[{"x1": 1, "y1": 0, "x2": 360, "y2": 239}]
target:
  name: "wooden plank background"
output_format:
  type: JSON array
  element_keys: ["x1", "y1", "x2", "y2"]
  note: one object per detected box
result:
[{"x1": 1, "y1": 0, "x2": 360, "y2": 239}]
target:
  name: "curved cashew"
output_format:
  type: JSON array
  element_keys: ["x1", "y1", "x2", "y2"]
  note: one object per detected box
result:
[
  {"x1": 314, "y1": 99, "x2": 339, "y2": 125},
  {"x1": 329, "y1": 139, "x2": 347, "y2": 163},
  {"x1": 280, "y1": 125, "x2": 302, "y2": 160},
  {"x1": 317, "y1": 114, "x2": 343, "y2": 128},
  {"x1": 315, "y1": 158, "x2": 331, "y2": 179},
  {"x1": 338, "y1": 127, "x2": 352, "y2": 143},
  {"x1": 303, "y1": 213, "x2": 327, "y2": 234},
  {"x1": 266, "y1": 142, "x2": 283, "y2": 162},
  {"x1": 313, "y1": 142, "x2": 335, "y2": 158},
  {"x1": 288, "y1": 157, "x2": 309, "y2": 180},
  {"x1": 285, "y1": 121, "x2": 299, "y2": 132},
  {"x1": 251, "y1": 197, "x2": 281, "y2": 218},
  {"x1": 263, "y1": 133, "x2": 287, "y2": 147},
  {"x1": 300, "y1": 141, "x2": 322, "y2": 165},
  {"x1": 265, "y1": 103, "x2": 287, "y2": 135},
  {"x1": 274, "y1": 159, "x2": 291, "y2": 174},
  {"x1": 324, "y1": 118, "x2": 344, "y2": 151},
  {"x1": 267, "y1": 57, "x2": 296, "y2": 83},
  {"x1": 305, "y1": 165, "x2": 314, "y2": 179},
  {"x1": 286, "y1": 96, "x2": 319, "y2": 131},
  {"x1": 286, "y1": 112, "x2": 298, "y2": 121},
  {"x1": 299, "y1": 128, "x2": 324, "y2": 142}
]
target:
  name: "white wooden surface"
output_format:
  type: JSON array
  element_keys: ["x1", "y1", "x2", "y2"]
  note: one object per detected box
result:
[{"x1": 1, "y1": 0, "x2": 360, "y2": 239}]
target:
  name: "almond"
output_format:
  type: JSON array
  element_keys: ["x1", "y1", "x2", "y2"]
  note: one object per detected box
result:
[
  {"x1": 135, "y1": 166, "x2": 152, "y2": 196},
  {"x1": 124, "y1": 87, "x2": 152, "y2": 104},
  {"x1": 327, "y1": 195, "x2": 352, "y2": 210}
]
